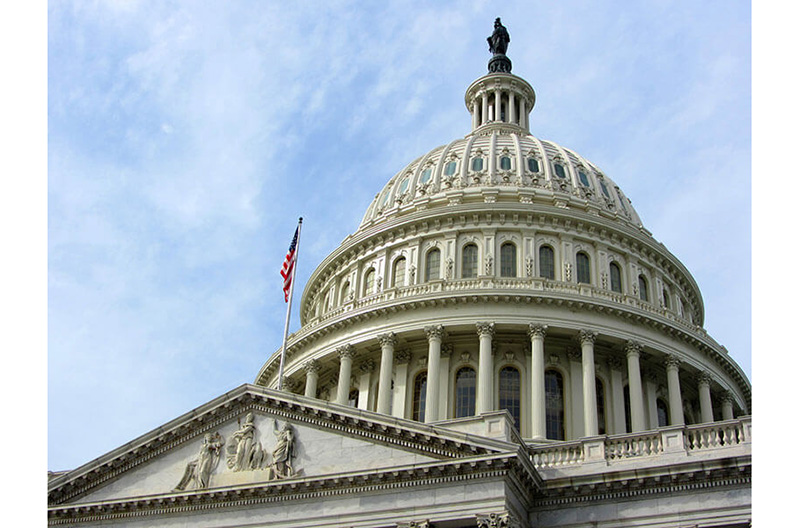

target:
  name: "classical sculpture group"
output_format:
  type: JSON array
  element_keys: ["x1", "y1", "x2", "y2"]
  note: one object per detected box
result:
[{"x1": 174, "y1": 413, "x2": 297, "y2": 491}]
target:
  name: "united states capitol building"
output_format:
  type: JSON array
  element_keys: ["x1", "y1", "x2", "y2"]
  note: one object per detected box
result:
[{"x1": 48, "y1": 19, "x2": 752, "y2": 528}]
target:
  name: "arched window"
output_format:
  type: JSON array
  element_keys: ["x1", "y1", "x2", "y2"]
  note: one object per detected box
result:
[
  {"x1": 657, "y1": 398, "x2": 669, "y2": 427},
  {"x1": 638, "y1": 275, "x2": 649, "y2": 302},
  {"x1": 576, "y1": 252, "x2": 591, "y2": 284},
  {"x1": 545, "y1": 369, "x2": 565, "y2": 440},
  {"x1": 364, "y1": 268, "x2": 376, "y2": 295},
  {"x1": 471, "y1": 157, "x2": 484, "y2": 172},
  {"x1": 596, "y1": 377, "x2": 607, "y2": 435},
  {"x1": 609, "y1": 262, "x2": 622, "y2": 293},
  {"x1": 500, "y1": 243, "x2": 517, "y2": 277},
  {"x1": 662, "y1": 288, "x2": 670, "y2": 309},
  {"x1": 444, "y1": 161, "x2": 457, "y2": 176},
  {"x1": 499, "y1": 366, "x2": 521, "y2": 430},
  {"x1": 499, "y1": 156, "x2": 512, "y2": 171},
  {"x1": 348, "y1": 389, "x2": 359, "y2": 408},
  {"x1": 623, "y1": 385, "x2": 632, "y2": 433},
  {"x1": 412, "y1": 372, "x2": 427, "y2": 422},
  {"x1": 425, "y1": 249, "x2": 441, "y2": 281},
  {"x1": 340, "y1": 281, "x2": 350, "y2": 303},
  {"x1": 393, "y1": 257, "x2": 406, "y2": 288},
  {"x1": 462, "y1": 244, "x2": 478, "y2": 278},
  {"x1": 539, "y1": 245, "x2": 555, "y2": 280},
  {"x1": 454, "y1": 367, "x2": 476, "y2": 418}
]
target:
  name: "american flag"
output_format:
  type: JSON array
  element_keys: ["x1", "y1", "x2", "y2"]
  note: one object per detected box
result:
[{"x1": 280, "y1": 226, "x2": 299, "y2": 302}]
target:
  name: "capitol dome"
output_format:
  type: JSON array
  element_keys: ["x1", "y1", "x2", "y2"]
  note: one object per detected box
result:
[{"x1": 255, "y1": 27, "x2": 749, "y2": 443}]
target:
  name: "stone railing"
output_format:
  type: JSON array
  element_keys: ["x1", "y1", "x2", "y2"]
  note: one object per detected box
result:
[{"x1": 528, "y1": 417, "x2": 751, "y2": 471}]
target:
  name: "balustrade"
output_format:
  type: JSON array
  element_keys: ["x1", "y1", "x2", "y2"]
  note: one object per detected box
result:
[{"x1": 605, "y1": 431, "x2": 662, "y2": 459}]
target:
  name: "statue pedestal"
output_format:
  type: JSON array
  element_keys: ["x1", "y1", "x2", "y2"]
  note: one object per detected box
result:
[{"x1": 488, "y1": 55, "x2": 512, "y2": 73}]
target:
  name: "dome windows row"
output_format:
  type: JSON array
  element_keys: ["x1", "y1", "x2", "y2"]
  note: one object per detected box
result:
[{"x1": 307, "y1": 236, "x2": 693, "y2": 325}]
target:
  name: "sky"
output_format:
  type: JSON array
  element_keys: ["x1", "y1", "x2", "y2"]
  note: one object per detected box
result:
[{"x1": 44, "y1": 1, "x2": 753, "y2": 473}]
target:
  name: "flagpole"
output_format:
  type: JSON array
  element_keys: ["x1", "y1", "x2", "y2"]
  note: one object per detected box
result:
[{"x1": 278, "y1": 217, "x2": 302, "y2": 391}]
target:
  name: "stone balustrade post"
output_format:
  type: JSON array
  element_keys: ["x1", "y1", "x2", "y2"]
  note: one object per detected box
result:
[
  {"x1": 698, "y1": 371, "x2": 714, "y2": 423},
  {"x1": 303, "y1": 359, "x2": 321, "y2": 398},
  {"x1": 423, "y1": 325, "x2": 444, "y2": 422},
  {"x1": 476, "y1": 322, "x2": 495, "y2": 414},
  {"x1": 580, "y1": 330, "x2": 599, "y2": 437},
  {"x1": 335, "y1": 345, "x2": 356, "y2": 406},
  {"x1": 376, "y1": 333, "x2": 397, "y2": 415},
  {"x1": 626, "y1": 341, "x2": 647, "y2": 432},
  {"x1": 665, "y1": 355, "x2": 685, "y2": 425},
  {"x1": 528, "y1": 324, "x2": 547, "y2": 439}
]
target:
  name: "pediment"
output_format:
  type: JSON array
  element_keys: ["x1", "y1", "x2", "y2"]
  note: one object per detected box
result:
[{"x1": 49, "y1": 384, "x2": 514, "y2": 506}]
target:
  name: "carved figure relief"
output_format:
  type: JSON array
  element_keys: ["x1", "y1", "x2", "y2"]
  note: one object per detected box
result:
[
  {"x1": 270, "y1": 420, "x2": 296, "y2": 479},
  {"x1": 173, "y1": 432, "x2": 224, "y2": 491},
  {"x1": 227, "y1": 412, "x2": 267, "y2": 471}
]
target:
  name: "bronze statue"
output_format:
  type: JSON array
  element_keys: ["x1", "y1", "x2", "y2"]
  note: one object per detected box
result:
[{"x1": 487, "y1": 17, "x2": 510, "y2": 56}]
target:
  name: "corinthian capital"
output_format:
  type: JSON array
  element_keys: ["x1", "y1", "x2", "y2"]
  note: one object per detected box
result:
[
  {"x1": 377, "y1": 332, "x2": 397, "y2": 348},
  {"x1": 303, "y1": 359, "x2": 321, "y2": 374},
  {"x1": 625, "y1": 340, "x2": 643, "y2": 357},
  {"x1": 697, "y1": 371, "x2": 713, "y2": 386},
  {"x1": 578, "y1": 329, "x2": 598, "y2": 346},
  {"x1": 476, "y1": 321, "x2": 495, "y2": 338},
  {"x1": 664, "y1": 354, "x2": 681, "y2": 370},
  {"x1": 424, "y1": 324, "x2": 445, "y2": 341},
  {"x1": 527, "y1": 323, "x2": 547, "y2": 339},
  {"x1": 337, "y1": 344, "x2": 355, "y2": 360}
]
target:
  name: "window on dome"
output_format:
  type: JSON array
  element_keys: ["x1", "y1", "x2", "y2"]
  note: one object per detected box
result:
[
  {"x1": 444, "y1": 161, "x2": 457, "y2": 176},
  {"x1": 364, "y1": 268, "x2": 376, "y2": 295},
  {"x1": 609, "y1": 262, "x2": 622, "y2": 293},
  {"x1": 500, "y1": 243, "x2": 517, "y2": 277},
  {"x1": 454, "y1": 367, "x2": 476, "y2": 418},
  {"x1": 576, "y1": 252, "x2": 591, "y2": 284},
  {"x1": 499, "y1": 366, "x2": 521, "y2": 430},
  {"x1": 393, "y1": 257, "x2": 406, "y2": 288},
  {"x1": 600, "y1": 180, "x2": 611, "y2": 199},
  {"x1": 380, "y1": 190, "x2": 391, "y2": 207},
  {"x1": 462, "y1": 244, "x2": 478, "y2": 278},
  {"x1": 596, "y1": 377, "x2": 607, "y2": 435},
  {"x1": 657, "y1": 398, "x2": 670, "y2": 427},
  {"x1": 578, "y1": 171, "x2": 591, "y2": 187},
  {"x1": 617, "y1": 191, "x2": 629, "y2": 213},
  {"x1": 425, "y1": 249, "x2": 441, "y2": 281},
  {"x1": 662, "y1": 288, "x2": 670, "y2": 309},
  {"x1": 554, "y1": 163, "x2": 566, "y2": 179},
  {"x1": 528, "y1": 158, "x2": 540, "y2": 173},
  {"x1": 471, "y1": 157, "x2": 484, "y2": 172},
  {"x1": 420, "y1": 167, "x2": 432, "y2": 184},
  {"x1": 539, "y1": 245, "x2": 555, "y2": 280},
  {"x1": 638, "y1": 275, "x2": 649, "y2": 302},
  {"x1": 500, "y1": 156, "x2": 512, "y2": 171},
  {"x1": 545, "y1": 369, "x2": 565, "y2": 440},
  {"x1": 412, "y1": 372, "x2": 427, "y2": 422},
  {"x1": 398, "y1": 176, "x2": 410, "y2": 194}
]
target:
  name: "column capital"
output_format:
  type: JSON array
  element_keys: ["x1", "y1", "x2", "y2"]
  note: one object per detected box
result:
[
  {"x1": 566, "y1": 346, "x2": 582, "y2": 362},
  {"x1": 720, "y1": 390, "x2": 734, "y2": 404},
  {"x1": 303, "y1": 359, "x2": 321, "y2": 374},
  {"x1": 607, "y1": 356, "x2": 624, "y2": 371},
  {"x1": 359, "y1": 359, "x2": 375, "y2": 373},
  {"x1": 527, "y1": 323, "x2": 548, "y2": 339},
  {"x1": 396, "y1": 521, "x2": 431, "y2": 528},
  {"x1": 664, "y1": 354, "x2": 681, "y2": 370},
  {"x1": 395, "y1": 349, "x2": 412, "y2": 364},
  {"x1": 476, "y1": 321, "x2": 495, "y2": 338},
  {"x1": 476, "y1": 511, "x2": 516, "y2": 528},
  {"x1": 282, "y1": 376, "x2": 299, "y2": 393},
  {"x1": 441, "y1": 343, "x2": 454, "y2": 357},
  {"x1": 697, "y1": 371, "x2": 714, "y2": 386},
  {"x1": 337, "y1": 344, "x2": 356, "y2": 360},
  {"x1": 424, "y1": 324, "x2": 445, "y2": 341},
  {"x1": 377, "y1": 332, "x2": 397, "y2": 348},
  {"x1": 578, "y1": 329, "x2": 598, "y2": 346},
  {"x1": 625, "y1": 340, "x2": 643, "y2": 357}
]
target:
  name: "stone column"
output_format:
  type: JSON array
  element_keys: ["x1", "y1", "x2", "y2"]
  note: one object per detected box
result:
[
  {"x1": 579, "y1": 330, "x2": 599, "y2": 437},
  {"x1": 721, "y1": 391, "x2": 735, "y2": 421},
  {"x1": 335, "y1": 345, "x2": 355, "y2": 406},
  {"x1": 472, "y1": 100, "x2": 480, "y2": 129},
  {"x1": 508, "y1": 92, "x2": 516, "y2": 126},
  {"x1": 476, "y1": 322, "x2": 495, "y2": 414},
  {"x1": 495, "y1": 88, "x2": 503, "y2": 121},
  {"x1": 424, "y1": 325, "x2": 444, "y2": 423},
  {"x1": 392, "y1": 349, "x2": 411, "y2": 419},
  {"x1": 438, "y1": 343, "x2": 453, "y2": 420},
  {"x1": 482, "y1": 93, "x2": 488, "y2": 124},
  {"x1": 665, "y1": 355, "x2": 685, "y2": 425},
  {"x1": 698, "y1": 371, "x2": 714, "y2": 423},
  {"x1": 567, "y1": 347, "x2": 584, "y2": 438},
  {"x1": 520, "y1": 98, "x2": 527, "y2": 130},
  {"x1": 625, "y1": 341, "x2": 647, "y2": 432},
  {"x1": 357, "y1": 360, "x2": 374, "y2": 411},
  {"x1": 303, "y1": 359, "x2": 321, "y2": 398},
  {"x1": 608, "y1": 357, "x2": 626, "y2": 434},
  {"x1": 644, "y1": 371, "x2": 659, "y2": 429},
  {"x1": 528, "y1": 324, "x2": 547, "y2": 439},
  {"x1": 376, "y1": 333, "x2": 397, "y2": 415}
]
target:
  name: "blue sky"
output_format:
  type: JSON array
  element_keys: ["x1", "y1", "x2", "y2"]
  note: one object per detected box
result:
[{"x1": 46, "y1": 1, "x2": 752, "y2": 472}]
